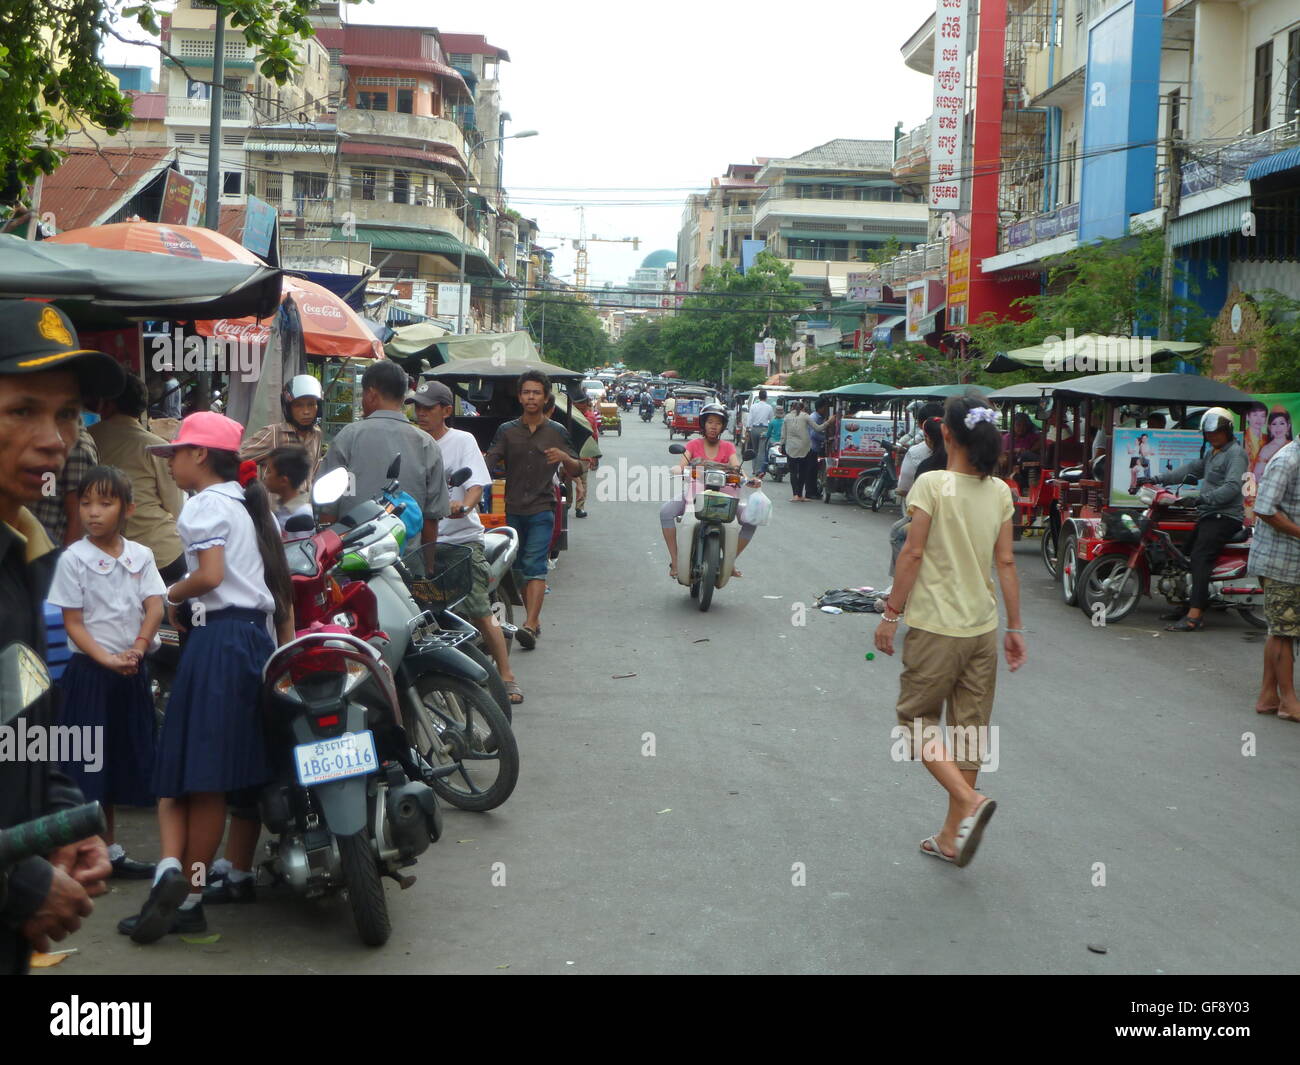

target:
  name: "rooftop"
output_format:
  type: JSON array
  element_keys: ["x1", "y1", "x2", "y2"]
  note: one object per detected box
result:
[
  {"x1": 39, "y1": 147, "x2": 176, "y2": 232},
  {"x1": 781, "y1": 139, "x2": 895, "y2": 171},
  {"x1": 440, "y1": 33, "x2": 510, "y2": 61}
]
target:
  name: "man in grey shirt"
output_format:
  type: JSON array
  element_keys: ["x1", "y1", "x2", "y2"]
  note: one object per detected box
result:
[
  {"x1": 320, "y1": 360, "x2": 448, "y2": 564},
  {"x1": 1155, "y1": 406, "x2": 1248, "y2": 631}
]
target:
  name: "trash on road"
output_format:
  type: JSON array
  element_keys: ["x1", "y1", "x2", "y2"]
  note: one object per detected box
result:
[
  {"x1": 1087, "y1": 944, "x2": 1108, "y2": 955},
  {"x1": 612, "y1": 673, "x2": 637, "y2": 679}
]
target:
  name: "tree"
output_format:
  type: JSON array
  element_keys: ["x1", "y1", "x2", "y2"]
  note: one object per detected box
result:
[
  {"x1": 522, "y1": 293, "x2": 610, "y2": 371},
  {"x1": 615, "y1": 316, "x2": 665, "y2": 372},
  {"x1": 1238, "y1": 290, "x2": 1300, "y2": 393},
  {"x1": 0, "y1": 0, "x2": 340, "y2": 207}
]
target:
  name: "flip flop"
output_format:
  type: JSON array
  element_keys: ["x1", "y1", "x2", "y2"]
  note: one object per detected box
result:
[
  {"x1": 919, "y1": 835, "x2": 954, "y2": 863},
  {"x1": 952, "y1": 797, "x2": 997, "y2": 869},
  {"x1": 505, "y1": 681, "x2": 524, "y2": 705},
  {"x1": 1165, "y1": 616, "x2": 1205, "y2": 632},
  {"x1": 516, "y1": 626, "x2": 538, "y2": 651},
  {"x1": 1279, "y1": 709, "x2": 1300, "y2": 722}
]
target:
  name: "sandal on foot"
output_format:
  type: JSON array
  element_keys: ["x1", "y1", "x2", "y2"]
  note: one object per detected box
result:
[
  {"x1": 953, "y1": 798, "x2": 997, "y2": 869},
  {"x1": 1279, "y1": 708, "x2": 1300, "y2": 722},
  {"x1": 516, "y1": 625, "x2": 538, "y2": 650},
  {"x1": 920, "y1": 835, "x2": 954, "y2": 863},
  {"x1": 505, "y1": 681, "x2": 524, "y2": 705},
  {"x1": 731, "y1": 567, "x2": 743, "y2": 578},
  {"x1": 1165, "y1": 616, "x2": 1205, "y2": 632},
  {"x1": 1256, "y1": 704, "x2": 1280, "y2": 715}
]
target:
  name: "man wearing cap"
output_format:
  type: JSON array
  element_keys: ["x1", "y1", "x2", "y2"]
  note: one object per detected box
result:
[
  {"x1": 408, "y1": 381, "x2": 522, "y2": 703},
  {"x1": 0, "y1": 300, "x2": 118, "y2": 974},
  {"x1": 319, "y1": 360, "x2": 448, "y2": 572}
]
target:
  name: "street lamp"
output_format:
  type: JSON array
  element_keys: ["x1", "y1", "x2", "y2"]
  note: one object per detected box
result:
[{"x1": 457, "y1": 130, "x2": 540, "y2": 335}]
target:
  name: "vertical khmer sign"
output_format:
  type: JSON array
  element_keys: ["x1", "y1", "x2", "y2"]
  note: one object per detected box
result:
[{"x1": 929, "y1": 0, "x2": 970, "y2": 210}]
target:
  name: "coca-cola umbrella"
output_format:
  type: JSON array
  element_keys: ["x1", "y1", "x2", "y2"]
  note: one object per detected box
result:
[
  {"x1": 196, "y1": 275, "x2": 383, "y2": 359},
  {"x1": 45, "y1": 221, "x2": 266, "y2": 265}
]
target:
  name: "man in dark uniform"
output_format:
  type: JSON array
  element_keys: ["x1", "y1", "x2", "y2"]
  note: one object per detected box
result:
[{"x1": 0, "y1": 300, "x2": 122, "y2": 973}]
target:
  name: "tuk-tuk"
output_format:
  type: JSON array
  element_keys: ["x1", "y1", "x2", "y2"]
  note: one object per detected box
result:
[
  {"x1": 1047, "y1": 372, "x2": 1256, "y2": 618},
  {"x1": 669, "y1": 386, "x2": 712, "y2": 439},
  {"x1": 599, "y1": 399, "x2": 622, "y2": 435},
  {"x1": 818, "y1": 381, "x2": 896, "y2": 505},
  {"x1": 988, "y1": 381, "x2": 1062, "y2": 556}
]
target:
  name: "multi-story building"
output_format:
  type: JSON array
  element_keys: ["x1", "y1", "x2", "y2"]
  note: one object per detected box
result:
[
  {"x1": 674, "y1": 164, "x2": 765, "y2": 288},
  {"x1": 752, "y1": 139, "x2": 929, "y2": 299},
  {"x1": 676, "y1": 192, "x2": 717, "y2": 291}
]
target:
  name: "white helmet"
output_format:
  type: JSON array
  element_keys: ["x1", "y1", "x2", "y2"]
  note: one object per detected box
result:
[
  {"x1": 1199, "y1": 406, "x2": 1234, "y2": 438},
  {"x1": 287, "y1": 374, "x2": 323, "y2": 401}
]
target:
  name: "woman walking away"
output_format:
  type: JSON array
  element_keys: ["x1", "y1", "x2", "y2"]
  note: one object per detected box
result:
[
  {"x1": 874, "y1": 392, "x2": 1026, "y2": 868},
  {"x1": 117, "y1": 412, "x2": 293, "y2": 943},
  {"x1": 47, "y1": 466, "x2": 166, "y2": 879},
  {"x1": 781, "y1": 402, "x2": 814, "y2": 501}
]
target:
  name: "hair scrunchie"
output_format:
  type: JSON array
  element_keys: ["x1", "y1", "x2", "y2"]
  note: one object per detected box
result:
[
  {"x1": 238, "y1": 459, "x2": 259, "y2": 487},
  {"x1": 963, "y1": 407, "x2": 998, "y2": 430}
]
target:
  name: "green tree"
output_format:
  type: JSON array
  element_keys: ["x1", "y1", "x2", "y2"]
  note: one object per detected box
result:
[
  {"x1": 1237, "y1": 290, "x2": 1300, "y2": 393},
  {"x1": 866, "y1": 236, "x2": 901, "y2": 264},
  {"x1": 615, "y1": 316, "x2": 665, "y2": 372},
  {"x1": 0, "y1": 0, "x2": 351, "y2": 206},
  {"x1": 523, "y1": 293, "x2": 610, "y2": 371}
]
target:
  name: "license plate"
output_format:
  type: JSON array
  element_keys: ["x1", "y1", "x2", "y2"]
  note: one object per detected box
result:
[{"x1": 294, "y1": 731, "x2": 378, "y2": 786}]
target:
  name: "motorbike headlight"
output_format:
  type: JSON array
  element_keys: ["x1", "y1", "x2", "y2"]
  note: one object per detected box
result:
[
  {"x1": 705, "y1": 469, "x2": 727, "y2": 488},
  {"x1": 357, "y1": 531, "x2": 401, "y2": 569},
  {"x1": 1137, "y1": 486, "x2": 1156, "y2": 506}
]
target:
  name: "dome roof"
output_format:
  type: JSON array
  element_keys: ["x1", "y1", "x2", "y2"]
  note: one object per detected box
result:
[{"x1": 641, "y1": 249, "x2": 675, "y2": 268}]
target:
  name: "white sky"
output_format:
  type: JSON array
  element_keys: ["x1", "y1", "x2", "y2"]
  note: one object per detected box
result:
[{"x1": 104, "y1": 0, "x2": 937, "y2": 286}]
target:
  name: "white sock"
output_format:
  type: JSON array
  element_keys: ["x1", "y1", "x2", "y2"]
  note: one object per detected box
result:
[
  {"x1": 152, "y1": 856, "x2": 182, "y2": 887},
  {"x1": 227, "y1": 868, "x2": 252, "y2": 884},
  {"x1": 178, "y1": 892, "x2": 202, "y2": 911},
  {"x1": 210, "y1": 857, "x2": 233, "y2": 878},
  {"x1": 107, "y1": 842, "x2": 125, "y2": 861}
]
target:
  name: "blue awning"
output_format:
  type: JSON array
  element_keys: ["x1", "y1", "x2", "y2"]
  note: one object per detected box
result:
[{"x1": 1246, "y1": 146, "x2": 1300, "y2": 182}]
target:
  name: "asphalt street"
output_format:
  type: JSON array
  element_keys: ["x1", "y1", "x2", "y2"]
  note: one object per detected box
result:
[{"x1": 54, "y1": 415, "x2": 1300, "y2": 975}]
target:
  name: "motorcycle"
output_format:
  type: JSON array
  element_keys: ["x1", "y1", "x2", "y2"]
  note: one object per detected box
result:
[
  {"x1": 640, "y1": 402, "x2": 654, "y2": 423},
  {"x1": 1074, "y1": 481, "x2": 1266, "y2": 627},
  {"x1": 766, "y1": 442, "x2": 788, "y2": 482},
  {"x1": 667, "y1": 444, "x2": 755, "y2": 612},
  {"x1": 865, "y1": 442, "x2": 902, "y2": 512}
]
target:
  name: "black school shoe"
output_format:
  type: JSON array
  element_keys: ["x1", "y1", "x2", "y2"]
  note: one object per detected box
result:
[
  {"x1": 117, "y1": 868, "x2": 190, "y2": 943},
  {"x1": 117, "y1": 900, "x2": 208, "y2": 939},
  {"x1": 111, "y1": 854, "x2": 157, "y2": 880},
  {"x1": 203, "y1": 874, "x2": 256, "y2": 904}
]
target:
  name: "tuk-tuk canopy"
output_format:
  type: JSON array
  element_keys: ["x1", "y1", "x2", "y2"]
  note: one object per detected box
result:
[
  {"x1": 988, "y1": 382, "x2": 1057, "y2": 402},
  {"x1": 1046, "y1": 372, "x2": 1253, "y2": 407},
  {"x1": 423, "y1": 355, "x2": 583, "y2": 381},
  {"x1": 880, "y1": 384, "x2": 995, "y2": 401},
  {"x1": 428, "y1": 331, "x2": 541, "y2": 366},
  {"x1": 823, "y1": 381, "x2": 896, "y2": 398},
  {"x1": 985, "y1": 335, "x2": 1202, "y2": 374}
]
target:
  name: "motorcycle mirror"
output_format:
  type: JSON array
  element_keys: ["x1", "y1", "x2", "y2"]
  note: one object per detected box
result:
[
  {"x1": 448, "y1": 466, "x2": 473, "y2": 488},
  {"x1": 386, "y1": 455, "x2": 402, "y2": 480},
  {"x1": 0, "y1": 642, "x2": 51, "y2": 725},
  {"x1": 284, "y1": 513, "x2": 316, "y2": 534},
  {"x1": 669, "y1": 443, "x2": 686, "y2": 455},
  {"x1": 312, "y1": 467, "x2": 350, "y2": 507}
]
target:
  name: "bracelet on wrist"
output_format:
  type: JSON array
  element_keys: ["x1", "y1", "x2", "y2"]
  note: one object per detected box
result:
[{"x1": 1005, "y1": 627, "x2": 1027, "y2": 634}]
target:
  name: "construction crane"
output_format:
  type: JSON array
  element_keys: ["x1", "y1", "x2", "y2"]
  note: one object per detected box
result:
[{"x1": 549, "y1": 207, "x2": 640, "y2": 294}]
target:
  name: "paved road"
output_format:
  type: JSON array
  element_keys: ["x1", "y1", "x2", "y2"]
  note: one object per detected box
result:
[{"x1": 58, "y1": 417, "x2": 1300, "y2": 975}]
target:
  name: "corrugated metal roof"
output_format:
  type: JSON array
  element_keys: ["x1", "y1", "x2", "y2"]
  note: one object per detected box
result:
[
  {"x1": 217, "y1": 205, "x2": 246, "y2": 243},
  {"x1": 1246, "y1": 146, "x2": 1300, "y2": 182},
  {"x1": 341, "y1": 54, "x2": 468, "y2": 89},
  {"x1": 1170, "y1": 196, "x2": 1252, "y2": 247},
  {"x1": 786, "y1": 139, "x2": 894, "y2": 170},
  {"x1": 127, "y1": 91, "x2": 166, "y2": 120},
  {"x1": 340, "y1": 141, "x2": 464, "y2": 175},
  {"x1": 439, "y1": 33, "x2": 511, "y2": 61},
  {"x1": 39, "y1": 147, "x2": 175, "y2": 232}
]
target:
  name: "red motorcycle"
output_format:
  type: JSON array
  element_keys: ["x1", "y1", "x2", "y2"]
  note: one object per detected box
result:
[{"x1": 1074, "y1": 482, "x2": 1265, "y2": 628}]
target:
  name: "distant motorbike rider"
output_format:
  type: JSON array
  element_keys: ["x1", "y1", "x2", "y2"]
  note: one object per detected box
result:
[
  {"x1": 239, "y1": 373, "x2": 324, "y2": 488},
  {"x1": 639, "y1": 392, "x2": 654, "y2": 418},
  {"x1": 1154, "y1": 407, "x2": 1248, "y2": 632}
]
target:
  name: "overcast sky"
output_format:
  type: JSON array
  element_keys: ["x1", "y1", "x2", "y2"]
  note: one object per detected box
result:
[{"x1": 106, "y1": 0, "x2": 937, "y2": 286}]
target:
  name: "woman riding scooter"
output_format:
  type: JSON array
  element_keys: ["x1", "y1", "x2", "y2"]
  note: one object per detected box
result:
[
  {"x1": 240, "y1": 374, "x2": 325, "y2": 488},
  {"x1": 659, "y1": 402, "x2": 762, "y2": 579}
]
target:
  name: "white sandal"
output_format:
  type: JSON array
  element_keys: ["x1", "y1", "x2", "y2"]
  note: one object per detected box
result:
[
  {"x1": 952, "y1": 798, "x2": 997, "y2": 868},
  {"x1": 919, "y1": 835, "x2": 954, "y2": 863}
]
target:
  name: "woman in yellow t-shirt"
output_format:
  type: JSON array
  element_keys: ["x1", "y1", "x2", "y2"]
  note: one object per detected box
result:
[{"x1": 873, "y1": 392, "x2": 1027, "y2": 869}]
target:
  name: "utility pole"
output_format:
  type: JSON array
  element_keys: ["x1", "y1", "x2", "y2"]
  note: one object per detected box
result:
[
  {"x1": 204, "y1": 6, "x2": 226, "y2": 229},
  {"x1": 1159, "y1": 124, "x2": 1182, "y2": 339}
]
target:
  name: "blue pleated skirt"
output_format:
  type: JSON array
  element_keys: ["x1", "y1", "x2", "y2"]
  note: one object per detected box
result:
[
  {"x1": 153, "y1": 607, "x2": 274, "y2": 798},
  {"x1": 57, "y1": 654, "x2": 156, "y2": 807}
]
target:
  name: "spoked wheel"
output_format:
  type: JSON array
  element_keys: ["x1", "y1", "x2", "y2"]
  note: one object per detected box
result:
[
  {"x1": 852, "y1": 471, "x2": 878, "y2": 510},
  {"x1": 336, "y1": 831, "x2": 390, "y2": 947},
  {"x1": 1077, "y1": 555, "x2": 1141, "y2": 624},
  {"x1": 490, "y1": 588, "x2": 515, "y2": 644},
  {"x1": 698, "y1": 533, "x2": 720, "y2": 612},
  {"x1": 407, "y1": 675, "x2": 519, "y2": 812},
  {"x1": 870, "y1": 477, "x2": 886, "y2": 512},
  {"x1": 1040, "y1": 521, "x2": 1059, "y2": 578},
  {"x1": 1059, "y1": 532, "x2": 1080, "y2": 606},
  {"x1": 455, "y1": 637, "x2": 512, "y2": 725}
]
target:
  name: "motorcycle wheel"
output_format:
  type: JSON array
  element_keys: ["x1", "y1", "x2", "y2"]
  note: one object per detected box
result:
[
  {"x1": 1059, "y1": 532, "x2": 1080, "y2": 606},
  {"x1": 1040, "y1": 522, "x2": 1059, "y2": 579},
  {"x1": 1237, "y1": 606, "x2": 1268, "y2": 630},
  {"x1": 870, "y1": 477, "x2": 885, "y2": 512},
  {"x1": 490, "y1": 588, "x2": 515, "y2": 642},
  {"x1": 852, "y1": 471, "x2": 877, "y2": 510},
  {"x1": 699, "y1": 533, "x2": 720, "y2": 612},
  {"x1": 336, "y1": 831, "x2": 390, "y2": 947},
  {"x1": 822, "y1": 473, "x2": 832, "y2": 503},
  {"x1": 1077, "y1": 555, "x2": 1141, "y2": 624},
  {"x1": 408, "y1": 675, "x2": 519, "y2": 812},
  {"x1": 457, "y1": 637, "x2": 512, "y2": 725}
]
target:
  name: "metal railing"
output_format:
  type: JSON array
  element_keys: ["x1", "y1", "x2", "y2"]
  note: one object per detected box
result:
[
  {"x1": 1179, "y1": 117, "x2": 1300, "y2": 198},
  {"x1": 1000, "y1": 202, "x2": 1080, "y2": 252}
]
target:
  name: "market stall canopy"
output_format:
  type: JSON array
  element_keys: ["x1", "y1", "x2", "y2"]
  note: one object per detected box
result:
[
  {"x1": 1045, "y1": 371, "x2": 1254, "y2": 406},
  {"x1": 385, "y1": 320, "x2": 450, "y2": 357},
  {"x1": 423, "y1": 355, "x2": 583, "y2": 380},
  {"x1": 988, "y1": 381, "x2": 1058, "y2": 402},
  {"x1": 985, "y1": 334, "x2": 1202, "y2": 374},
  {"x1": 47, "y1": 221, "x2": 265, "y2": 265},
  {"x1": 429, "y1": 330, "x2": 540, "y2": 365},
  {"x1": 879, "y1": 384, "x2": 995, "y2": 400},
  {"x1": 0, "y1": 234, "x2": 282, "y2": 322},
  {"x1": 824, "y1": 381, "x2": 897, "y2": 397}
]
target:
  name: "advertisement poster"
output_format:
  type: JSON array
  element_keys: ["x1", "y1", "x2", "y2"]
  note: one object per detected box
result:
[
  {"x1": 158, "y1": 171, "x2": 196, "y2": 225},
  {"x1": 241, "y1": 195, "x2": 277, "y2": 258},
  {"x1": 753, "y1": 340, "x2": 766, "y2": 367},
  {"x1": 839, "y1": 417, "x2": 892, "y2": 457},
  {"x1": 905, "y1": 282, "x2": 927, "y2": 341},
  {"x1": 1242, "y1": 393, "x2": 1300, "y2": 484},
  {"x1": 1110, "y1": 428, "x2": 1222, "y2": 507},
  {"x1": 676, "y1": 398, "x2": 703, "y2": 422},
  {"x1": 846, "y1": 272, "x2": 882, "y2": 303}
]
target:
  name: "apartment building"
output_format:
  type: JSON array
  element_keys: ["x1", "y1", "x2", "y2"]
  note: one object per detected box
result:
[{"x1": 676, "y1": 193, "x2": 716, "y2": 291}]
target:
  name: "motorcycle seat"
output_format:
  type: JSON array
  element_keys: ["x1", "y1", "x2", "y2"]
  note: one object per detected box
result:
[
  {"x1": 1227, "y1": 527, "x2": 1251, "y2": 544},
  {"x1": 483, "y1": 532, "x2": 516, "y2": 568},
  {"x1": 1056, "y1": 466, "x2": 1084, "y2": 484}
]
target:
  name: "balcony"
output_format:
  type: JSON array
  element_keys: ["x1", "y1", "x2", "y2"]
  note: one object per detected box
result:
[
  {"x1": 340, "y1": 199, "x2": 486, "y2": 248},
  {"x1": 892, "y1": 119, "x2": 931, "y2": 182},
  {"x1": 1000, "y1": 202, "x2": 1080, "y2": 253},
  {"x1": 1179, "y1": 119, "x2": 1300, "y2": 202},
  {"x1": 336, "y1": 109, "x2": 467, "y2": 163},
  {"x1": 878, "y1": 240, "x2": 950, "y2": 284},
  {"x1": 720, "y1": 209, "x2": 753, "y2": 229},
  {"x1": 165, "y1": 97, "x2": 249, "y2": 125},
  {"x1": 755, "y1": 193, "x2": 927, "y2": 231}
]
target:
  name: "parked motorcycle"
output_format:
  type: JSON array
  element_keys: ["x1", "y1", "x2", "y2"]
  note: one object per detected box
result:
[
  {"x1": 667, "y1": 444, "x2": 755, "y2": 612},
  {"x1": 766, "y1": 442, "x2": 788, "y2": 482},
  {"x1": 1074, "y1": 481, "x2": 1266, "y2": 627},
  {"x1": 867, "y1": 442, "x2": 902, "y2": 512}
]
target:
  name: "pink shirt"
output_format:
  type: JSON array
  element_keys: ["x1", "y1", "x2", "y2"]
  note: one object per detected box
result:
[{"x1": 685, "y1": 438, "x2": 737, "y2": 464}]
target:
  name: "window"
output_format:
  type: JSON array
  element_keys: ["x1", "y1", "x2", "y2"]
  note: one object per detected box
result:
[
  {"x1": 1254, "y1": 41, "x2": 1273, "y2": 133},
  {"x1": 449, "y1": 53, "x2": 473, "y2": 68},
  {"x1": 787, "y1": 238, "x2": 850, "y2": 261},
  {"x1": 1064, "y1": 138, "x2": 1077, "y2": 203},
  {"x1": 357, "y1": 91, "x2": 388, "y2": 111},
  {"x1": 1168, "y1": 88, "x2": 1181, "y2": 137},
  {"x1": 222, "y1": 171, "x2": 242, "y2": 196},
  {"x1": 1287, "y1": 28, "x2": 1300, "y2": 125},
  {"x1": 223, "y1": 76, "x2": 243, "y2": 120},
  {"x1": 397, "y1": 89, "x2": 414, "y2": 114},
  {"x1": 360, "y1": 168, "x2": 377, "y2": 201},
  {"x1": 265, "y1": 172, "x2": 282, "y2": 205},
  {"x1": 293, "y1": 171, "x2": 327, "y2": 201},
  {"x1": 186, "y1": 79, "x2": 210, "y2": 102},
  {"x1": 393, "y1": 170, "x2": 410, "y2": 204}
]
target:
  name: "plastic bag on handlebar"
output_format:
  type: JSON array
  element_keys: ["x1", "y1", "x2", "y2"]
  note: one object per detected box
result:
[
  {"x1": 383, "y1": 488, "x2": 424, "y2": 542},
  {"x1": 743, "y1": 488, "x2": 773, "y2": 526}
]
